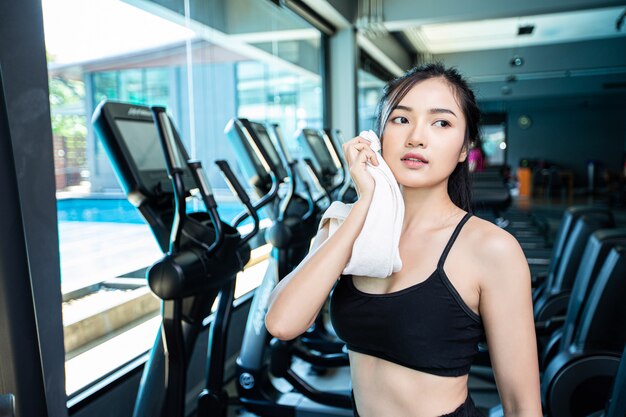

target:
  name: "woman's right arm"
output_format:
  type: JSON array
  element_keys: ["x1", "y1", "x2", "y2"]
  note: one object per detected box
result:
[
  {"x1": 265, "y1": 195, "x2": 372, "y2": 340},
  {"x1": 265, "y1": 135, "x2": 378, "y2": 341}
]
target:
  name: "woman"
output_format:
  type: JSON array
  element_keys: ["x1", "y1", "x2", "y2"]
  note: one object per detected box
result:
[
  {"x1": 265, "y1": 63, "x2": 541, "y2": 416},
  {"x1": 468, "y1": 138, "x2": 486, "y2": 172}
]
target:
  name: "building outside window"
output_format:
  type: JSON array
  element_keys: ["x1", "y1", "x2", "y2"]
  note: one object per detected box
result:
[{"x1": 357, "y1": 65, "x2": 387, "y2": 133}]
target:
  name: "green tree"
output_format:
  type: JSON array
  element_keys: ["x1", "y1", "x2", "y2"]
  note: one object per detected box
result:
[
  {"x1": 49, "y1": 76, "x2": 87, "y2": 138},
  {"x1": 48, "y1": 68, "x2": 89, "y2": 181}
]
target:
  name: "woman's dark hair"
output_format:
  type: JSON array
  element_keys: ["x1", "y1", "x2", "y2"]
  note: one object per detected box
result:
[{"x1": 374, "y1": 62, "x2": 480, "y2": 212}]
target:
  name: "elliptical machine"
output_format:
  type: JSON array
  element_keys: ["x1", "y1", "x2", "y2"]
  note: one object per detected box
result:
[
  {"x1": 92, "y1": 101, "x2": 266, "y2": 417},
  {"x1": 296, "y1": 128, "x2": 356, "y2": 204},
  {"x1": 225, "y1": 119, "x2": 353, "y2": 417}
]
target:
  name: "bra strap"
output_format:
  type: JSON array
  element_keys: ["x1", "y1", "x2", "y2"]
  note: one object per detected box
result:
[{"x1": 437, "y1": 212, "x2": 473, "y2": 269}]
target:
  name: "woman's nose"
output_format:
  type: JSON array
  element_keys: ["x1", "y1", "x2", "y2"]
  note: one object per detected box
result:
[{"x1": 406, "y1": 125, "x2": 426, "y2": 148}]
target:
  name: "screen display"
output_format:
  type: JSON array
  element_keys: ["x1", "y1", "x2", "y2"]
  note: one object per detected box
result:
[
  {"x1": 250, "y1": 122, "x2": 287, "y2": 179},
  {"x1": 115, "y1": 119, "x2": 188, "y2": 172},
  {"x1": 224, "y1": 121, "x2": 270, "y2": 189},
  {"x1": 305, "y1": 131, "x2": 336, "y2": 173},
  {"x1": 114, "y1": 118, "x2": 195, "y2": 194}
]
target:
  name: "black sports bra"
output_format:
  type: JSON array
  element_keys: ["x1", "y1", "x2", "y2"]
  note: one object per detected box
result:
[{"x1": 330, "y1": 213, "x2": 484, "y2": 377}]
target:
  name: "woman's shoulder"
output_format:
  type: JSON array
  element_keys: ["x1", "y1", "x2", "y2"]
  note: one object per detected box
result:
[
  {"x1": 462, "y1": 215, "x2": 531, "y2": 291},
  {"x1": 463, "y1": 214, "x2": 527, "y2": 271}
]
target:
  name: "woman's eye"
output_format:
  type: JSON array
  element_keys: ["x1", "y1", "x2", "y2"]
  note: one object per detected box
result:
[
  {"x1": 434, "y1": 120, "x2": 450, "y2": 128},
  {"x1": 391, "y1": 116, "x2": 409, "y2": 124}
]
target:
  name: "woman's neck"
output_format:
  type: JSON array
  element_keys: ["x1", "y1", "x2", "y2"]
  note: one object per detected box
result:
[{"x1": 401, "y1": 184, "x2": 462, "y2": 232}]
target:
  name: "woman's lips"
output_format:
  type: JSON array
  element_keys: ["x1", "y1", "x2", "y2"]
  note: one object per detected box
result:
[{"x1": 401, "y1": 153, "x2": 428, "y2": 168}]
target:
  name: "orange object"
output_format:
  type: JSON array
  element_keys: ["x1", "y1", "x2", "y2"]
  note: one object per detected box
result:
[{"x1": 518, "y1": 167, "x2": 532, "y2": 197}]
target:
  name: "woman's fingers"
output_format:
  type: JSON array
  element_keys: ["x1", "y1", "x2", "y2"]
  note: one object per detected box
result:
[
  {"x1": 341, "y1": 136, "x2": 369, "y2": 153},
  {"x1": 346, "y1": 146, "x2": 376, "y2": 167},
  {"x1": 341, "y1": 136, "x2": 378, "y2": 199},
  {"x1": 342, "y1": 138, "x2": 379, "y2": 167},
  {"x1": 355, "y1": 147, "x2": 378, "y2": 166}
]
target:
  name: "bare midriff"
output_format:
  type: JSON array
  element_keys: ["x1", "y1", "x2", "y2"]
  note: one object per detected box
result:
[{"x1": 349, "y1": 351, "x2": 469, "y2": 417}]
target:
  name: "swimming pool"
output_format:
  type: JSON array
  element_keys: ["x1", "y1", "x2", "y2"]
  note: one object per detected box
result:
[{"x1": 56, "y1": 197, "x2": 252, "y2": 224}]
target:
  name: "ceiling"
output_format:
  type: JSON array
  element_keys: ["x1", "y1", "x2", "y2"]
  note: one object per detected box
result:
[
  {"x1": 402, "y1": 6, "x2": 626, "y2": 54},
  {"x1": 304, "y1": 0, "x2": 626, "y2": 103}
]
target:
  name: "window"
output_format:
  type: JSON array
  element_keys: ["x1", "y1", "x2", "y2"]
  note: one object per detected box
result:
[
  {"x1": 358, "y1": 68, "x2": 386, "y2": 133},
  {"x1": 481, "y1": 124, "x2": 507, "y2": 165},
  {"x1": 42, "y1": 0, "x2": 323, "y2": 398},
  {"x1": 357, "y1": 53, "x2": 388, "y2": 133},
  {"x1": 480, "y1": 114, "x2": 508, "y2": 166}
]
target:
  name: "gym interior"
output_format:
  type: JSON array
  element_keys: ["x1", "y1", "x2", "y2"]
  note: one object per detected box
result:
[{"x1": 1, "y1": 1, "x2": 626, "y2": 416}]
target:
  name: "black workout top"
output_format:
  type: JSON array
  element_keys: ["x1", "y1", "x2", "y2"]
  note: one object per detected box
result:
[{"x1": 330, "y1": 213, "x2": 484, "y2": 377}]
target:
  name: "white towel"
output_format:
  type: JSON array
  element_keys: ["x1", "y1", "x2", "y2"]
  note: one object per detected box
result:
[{"x1": 319, "y1": 130, "x2": 404, "y2": 278}]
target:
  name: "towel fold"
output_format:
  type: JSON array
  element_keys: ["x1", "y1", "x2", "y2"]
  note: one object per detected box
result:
[{"x1": 319, "y1": 130, "x2": 404, "y2": 278}]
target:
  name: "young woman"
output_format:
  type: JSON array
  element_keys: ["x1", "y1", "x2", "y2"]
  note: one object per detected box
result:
[
  {"x1": 265, "y1": 63, "x2": 541, "y2": 417},
  {"x1": 468, "y1": 138, "x2": 486, "y2": 172}
]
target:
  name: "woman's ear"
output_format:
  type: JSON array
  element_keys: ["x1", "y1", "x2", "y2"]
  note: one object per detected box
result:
[{"x1": 458, "y1": 144, "x2": 468, "y2": 163}]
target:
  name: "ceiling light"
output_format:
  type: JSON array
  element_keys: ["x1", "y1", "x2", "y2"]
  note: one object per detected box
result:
[
  {"x1": 517, "y1": 24, "x2": 535, "y2": 35},
  {"x1": 617, "y1": 9, "x2": 625, "y2": 31}
]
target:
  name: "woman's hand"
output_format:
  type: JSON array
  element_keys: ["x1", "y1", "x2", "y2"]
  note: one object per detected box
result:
[{"x1": 342, "y1": 135, "x2": 379, "y2": 199}]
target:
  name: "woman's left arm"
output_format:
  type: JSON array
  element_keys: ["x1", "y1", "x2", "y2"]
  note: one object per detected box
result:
[{"x1": 478, "y1": 229, "x2": 542, "y2": 417}]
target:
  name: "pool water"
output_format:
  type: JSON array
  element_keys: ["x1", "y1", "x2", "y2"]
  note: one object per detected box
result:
[
  {"x1": 56, "y1": 198, "x2": 251, "y2": 224},
  {"x1": 57, "y1": 199, "x2": 144, "y2": 223}
]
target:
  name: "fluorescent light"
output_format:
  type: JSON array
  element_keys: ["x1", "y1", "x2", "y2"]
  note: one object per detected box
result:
[{"x1": 403, "y1": 6, "x2": 626, "y2": 54}]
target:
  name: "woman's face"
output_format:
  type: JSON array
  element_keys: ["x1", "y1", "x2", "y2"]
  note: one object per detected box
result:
[{"x1": 381, "y1": 77, "x2": 467, "y2": 190}]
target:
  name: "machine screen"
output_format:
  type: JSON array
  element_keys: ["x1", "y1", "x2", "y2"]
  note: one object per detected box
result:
[
  {"x1": 115, "y1": 119, "x2": 169, "y2": 172},
  {"x1": 250, "y1": 122, "x2": 287, "y2": 180},
  {"x1": 305, "y1": 131, "x2": 336, "y2": 174}
]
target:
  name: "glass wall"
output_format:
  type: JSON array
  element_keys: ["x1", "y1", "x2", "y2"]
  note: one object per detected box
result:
[
  {"x1": 357, "y1": 68, "x2": 386, "y2": 133},
  {"x1": 42, "y1": 0, "x2": 323, "y2": 397},
  {"x1": 237, "y1": 61, "x2": 323, "y2": 156}
]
